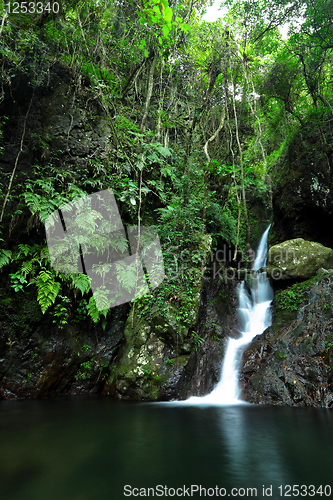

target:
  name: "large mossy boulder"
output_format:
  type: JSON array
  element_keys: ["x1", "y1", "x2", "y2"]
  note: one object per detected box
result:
[
  {"x1": 104, "y1": 234, "x2": 214, "y2": 401},
  {"x1": 267, "y1": 238, "x2": 333, "y2": 280}
]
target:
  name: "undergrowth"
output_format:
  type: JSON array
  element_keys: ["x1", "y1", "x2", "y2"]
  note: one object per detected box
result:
[{"x1": 275, "y1": 273, "x2": 327, "y2": 311}]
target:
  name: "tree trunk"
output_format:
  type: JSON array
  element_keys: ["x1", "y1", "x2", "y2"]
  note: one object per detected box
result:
[{"x1": 140, "y1": 52, "x2": 159, "y2": 133}]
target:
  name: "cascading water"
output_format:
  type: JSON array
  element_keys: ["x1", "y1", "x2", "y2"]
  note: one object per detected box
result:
[{"x1": 182, "y1": 225, "x2": 273, "y2": 405}]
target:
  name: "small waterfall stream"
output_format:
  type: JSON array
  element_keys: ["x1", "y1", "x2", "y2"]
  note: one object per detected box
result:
[{"x1": 182, "y1": 225, "x2": 273, "y2": 406}]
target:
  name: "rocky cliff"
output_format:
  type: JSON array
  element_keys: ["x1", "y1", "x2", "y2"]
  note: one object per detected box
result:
[{"x1": 240, "y1": 270, "x2": 333, "y2": 408}]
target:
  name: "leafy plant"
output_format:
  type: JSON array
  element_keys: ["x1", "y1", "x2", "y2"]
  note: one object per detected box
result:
[
  {"x1": 51, "y1": 295, "x2": 70, "y2": 328},
  {"x1": 75, "y1": 360, "x2": 94, "y2": 380},
  {"x1": 35, "y1": 269, "x2": 61, "y2": 314},
  {"x1": 82, "y1": 345, "x2": 91, "y2": 353},
  {"x1": 275, "y1": 351, "x2": 286, "y2": 360},
  {"x1": 9, "y1": 270, "x2": 28, "y2": 292},
  {"x1": 192, "y1": 333, "x2": 204, "y2": 351}
]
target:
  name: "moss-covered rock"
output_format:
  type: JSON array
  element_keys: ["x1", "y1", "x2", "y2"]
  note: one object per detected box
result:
[
  {"x1": 267, "y1": 238, "x2": 333, "y2": 279},
  {"x1": 105, "y1": 234, "x2": 222, "y2": 401},
  {"x1": 104, "y1": 233, "x2": 245, "y2": 401}
]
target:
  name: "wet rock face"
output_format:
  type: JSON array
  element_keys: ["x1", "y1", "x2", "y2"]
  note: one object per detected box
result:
[
  {"x1": 0, "y1": 286, "x2": 129, "y2": 399},
  {"x1": 267, "y1": 238, "x2": 333, "y2": 280},
  {"x1": 239, "y1": 272, "x2": 333, "y2": 408},
  {"x1": 0, "y1": 63, "x2": 112, "y2": 235},
  {"x1": 104, "y1": 235, "x2": 214, "y2": 401},
  {"x1": 271, "y1": 128, "x2": 333, "y2": 248}
]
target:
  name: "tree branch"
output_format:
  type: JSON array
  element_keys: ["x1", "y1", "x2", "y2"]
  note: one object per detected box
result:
[{"x1": 0, "y1": 96, "x2": 33, "y2": 224}]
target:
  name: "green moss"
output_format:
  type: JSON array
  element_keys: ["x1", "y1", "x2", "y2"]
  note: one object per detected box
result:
[
  {"x1": 275, "y1": 273, "x2": 325, "y2": 311},
  {"x1": 152, "y1": 373, "x2": 168, "y2": 383},
  {"x1": 275, "y1": 351, "x2": 286, "y2": 360},
  {"x1": 147, "y1": 384, "x2": 160, "y2": 400},
  {"x1": 271, "y1": 309, "x2": 297, "y2": 332}
]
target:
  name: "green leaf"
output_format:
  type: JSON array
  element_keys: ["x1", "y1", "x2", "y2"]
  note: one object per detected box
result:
[
  {"x1": 17, "y1": 244, "x2": 31, "y2": 259},
  {"x1": 162, "y1": 25, "x2": 170, "y2": 38},
  {"x1": 163, "y1": 6, "x2": 173, "y2": 23},
  {"x1": 155, "y1": 144, "x2": 172, "y2": 157},
  {"x1": 144, "y1": 48, "x2": 149, "y2": 58},
  {"x1": 87, "y1": 294, "x2": 109, "y2": 323},
  {"x1": 115, "y1": 260, "x2": 137, "y2": 292},
  {"x1": 179, "y1": 22, "x2": 190, "y2": 32}
]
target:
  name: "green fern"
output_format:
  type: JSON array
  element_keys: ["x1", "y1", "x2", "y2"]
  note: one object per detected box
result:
[
  {"x1": 35, "y1": 269, "x2": 61, "y2": 314},
  {"x1": 23, "y1": 178, "x2": 87, "y2": 225},
  {"x1": 71, "y1": 274, "x2": 91, "y2": 295},
  {"x1": 20, "y1": 259, "x2": 36, "y2": 276},
  {"x1": 87, "y1": 296, "x2": 100, "y2": 323},
  {"x1": 112, "y1": 231, "x2": 129, "y2": 253},
  {"x1": 87, "y1": 294, "x2": 109, "y2": 323},
  {"x1": 0, "y1": 249, "x2": 12, "y2": 269},
  {"x1": 17, "y1": 244, "x2": 31, "y2": 259},
  {"x1": 115, "y1": 260, "x2": 138, "y2": 292},
  {"x1": 23, "y1": 191, "x2": 42, "y2": 215}
]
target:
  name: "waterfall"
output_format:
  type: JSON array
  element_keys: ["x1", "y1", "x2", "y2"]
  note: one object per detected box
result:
[{"x1": 182, "y1": 225, "x2": 273, "y2": 406}]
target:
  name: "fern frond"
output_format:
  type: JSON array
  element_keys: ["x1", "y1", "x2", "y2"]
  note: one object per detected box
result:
[
  {"x1": 0, "y1": 249, "x2": 12, "y2": 269},
  {"x1": 115, "y1": 260, "x2": 137, "y2": 292},
  {"x1": 39, "y1": 197, "x2": 58, "y2": 224},
  {"x1": 71, "y1": 274, "x2": 91, "y2": 295},
  {"x1": 36, "y1": 269, "x2": 61, "y2": 314},
  {"x1": 87, "y1": 296, "x2": 100, "y2": 323},
  {"x1": 17, "y1": 244, "x2": 31, "y2": 259},
  {"x1": 21, "y1": 259, "x2": 34, "y2": 275},
  {"x1": 40, "y1": 246, "x2": 51, "y2": 264},
  {"x1": 23, "y1": 192, "x2": 41, "y2": 214},
  {"x1": 112, "y1": 231, "x2": 129, "y2": 253}
]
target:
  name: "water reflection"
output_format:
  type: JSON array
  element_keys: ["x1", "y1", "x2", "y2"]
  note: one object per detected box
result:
[
  {"x1": 217, "y1": 406, "x2": 289, "y2": 488},
  {"x1": 0, "y1": 400, "x2": 332, "y2": 500}
]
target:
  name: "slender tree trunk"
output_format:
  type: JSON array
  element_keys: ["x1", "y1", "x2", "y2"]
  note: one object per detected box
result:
[
  {"x1": 225, "y1": 89, "x2": 242, "y2": 260},
  {"x1": 231, "y1": 75, "x2": 250, "y2": 245},
  {"x1": 121, "y1": 58, "x2": 147, "y2": 102},
  {"x1": 0, "y1": 9, "x2": 8, "y2": 36},
  {"x1": 202, "y1": 105, "x2": 226, "y2": 228},
  {"x1": 156, "y1": 59, "x2": 165, "y2": 139},
  {"x1": 140, "y1": 52, "x2": 159, "y2": 132},
  {"x1": 0, "y1": 96, "x2": 33, "y2": 223},
  {"x1": 203, "y1": 104, "x2": 226, "y2": 163}
]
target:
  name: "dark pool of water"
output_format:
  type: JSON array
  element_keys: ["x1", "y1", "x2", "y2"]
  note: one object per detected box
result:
[{"x1": 0, "y1": 398, "x2": 332, "y2": 500}]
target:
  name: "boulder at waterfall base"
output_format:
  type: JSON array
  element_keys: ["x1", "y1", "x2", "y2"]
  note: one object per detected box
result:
[{"x1": 267, "y1": 238, "x2": 333, "y2": 280}]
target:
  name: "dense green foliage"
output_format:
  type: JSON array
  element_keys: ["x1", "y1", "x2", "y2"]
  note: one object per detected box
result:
[{"x1": 1, "y1": 0, "x2": 333, "y2": 326}]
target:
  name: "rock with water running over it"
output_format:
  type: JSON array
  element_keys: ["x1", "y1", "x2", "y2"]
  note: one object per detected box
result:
[
  {"x1": 239, "y1": 271, "x2": 333, "y2": 408},
  {"x1": 266, "y1": 238, "x2": 333, "y2": 280}
]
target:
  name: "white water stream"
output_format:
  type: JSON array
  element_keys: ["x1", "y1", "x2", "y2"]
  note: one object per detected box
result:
[{"x1": 181, "y1": 225, "x2": 273, "y2": 406}]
